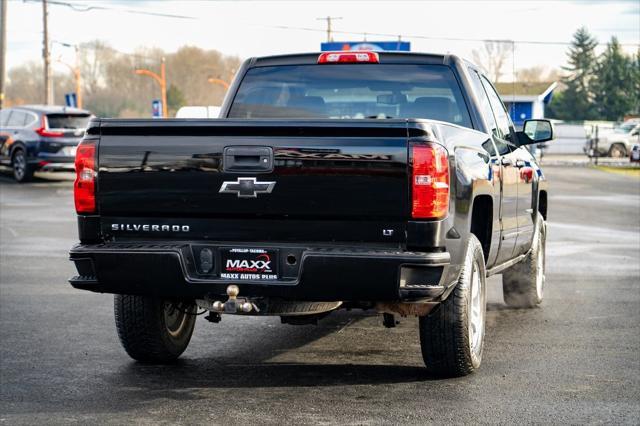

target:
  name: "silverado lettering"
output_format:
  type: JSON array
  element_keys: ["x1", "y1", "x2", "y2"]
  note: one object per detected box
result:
[{"x1": 110, "y1": 224, "x2": 190, "y2": 232}]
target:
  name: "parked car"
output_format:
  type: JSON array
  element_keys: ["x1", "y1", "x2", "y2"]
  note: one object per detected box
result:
[
  {"x1": 584, "y1": 120, "x2": 640, "y2": 158},
  {"x1": 0, "y1": 105, "x2": 91, "y2": 182},
  {"x1": 175, "y1": 106, "x2": 221, "y2": 118},
  {"x1": 69, "y1": 51, "x2": 551, "y2": 377},
  {"x1": 630, "y1": 143, "x2": 640, "y2": 163}
]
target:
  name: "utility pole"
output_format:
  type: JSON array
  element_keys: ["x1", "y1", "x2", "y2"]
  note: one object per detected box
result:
[
  {"x1": 316, "y1": 16, "x2": 342, "y2": 42},
  {"x1": 74, "y1": 45, "x2": 82, "y2": 108},
  {"x1": 0, "y1": 0, "x2": 7, "y2": 109},
  {"x1": 42, "y1": 0, "x2": 53, "y2": 105}
]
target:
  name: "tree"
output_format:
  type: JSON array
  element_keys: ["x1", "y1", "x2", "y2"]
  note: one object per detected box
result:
[
  {"x1": 6, "y1": 40, "x2": 242, "y2": 118},
  {"x1": 550, "y1": 27, "x2": 598, "y2": 120},
  {"x1": 166, "y1": 84, "x2": 186, "y2": 115},
  {"x1": 5, "y1": 62, "x2": 73, "y2": 106},
  {"x1": 592, "y1": 37, "x2": 635, "y2": 121},
  {"x1": 517, "y1": 66, "x2": 561, "y2": 83},
  {"x1": 631, "y1": 49, "x2": 640, "y2": 115},
  {"x1": 472, "y1": 41, "x2": 512, "y2": 82}
]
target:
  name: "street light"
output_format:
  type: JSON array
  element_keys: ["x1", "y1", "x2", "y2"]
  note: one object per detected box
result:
[
  {"x1": 56, "y1": 56, "x2": 82, "y2": 109},
  {"x1": 52, "y1": 41, "x2": 82, "y2": 108},
  {"x1": 207, "y1": 77, "x2": 230, "y2": 90},
  {"x1": 135, "y1": 57, "x2": 167, "y2": 118}
]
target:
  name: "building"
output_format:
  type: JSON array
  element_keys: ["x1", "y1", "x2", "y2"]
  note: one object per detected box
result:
[{"x1": 495, "y1": 82, "x2": 557, "y2": 128}]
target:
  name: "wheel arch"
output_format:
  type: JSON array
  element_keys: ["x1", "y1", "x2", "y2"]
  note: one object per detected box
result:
[
  {"x1": 469, "y1": 194, "x2": 493, "y2": 263},
  {"x1": 9, "y1": 140, "x2": 28, "y2": 159}
]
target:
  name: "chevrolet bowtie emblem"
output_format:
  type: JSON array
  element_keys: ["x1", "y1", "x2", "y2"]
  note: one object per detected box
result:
[{"x1": 219, "y1": 177, "x2": 276, "y2": 198}]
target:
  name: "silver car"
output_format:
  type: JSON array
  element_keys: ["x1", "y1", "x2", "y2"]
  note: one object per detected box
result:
[{"x1": 585, "y1": 121, "x2": 640, "y2": 158}]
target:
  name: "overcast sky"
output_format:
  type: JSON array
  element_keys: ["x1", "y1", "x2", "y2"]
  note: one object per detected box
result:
[{"x1": 6, "y1": 0, "x2": 640, "y2": 80}]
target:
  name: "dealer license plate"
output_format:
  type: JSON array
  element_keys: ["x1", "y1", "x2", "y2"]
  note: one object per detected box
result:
[
  {"x1": 220, "y1": 248, "x2": 279, "y2": 281},
  {"x1": 61, "y1": 146, "x2": 77, "y2": 156}
]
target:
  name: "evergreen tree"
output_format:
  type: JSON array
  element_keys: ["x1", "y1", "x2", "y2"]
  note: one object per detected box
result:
[
  {"x1": 592, "y1": 37, "x2": 635, "y2": 121},
  {"x1": 551, "y1": 27, "x2": 598, "y2": 120},
  {"x1": 631, "y1": 50, "x2": 640, "y2": 115},
  {"x1": 166, "y1": 84, "x2": 186, "y2": 115}
]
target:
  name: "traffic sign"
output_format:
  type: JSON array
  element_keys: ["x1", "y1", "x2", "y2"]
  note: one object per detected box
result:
[
  {"x1": 64, "y1": 93, "x2": 77, "y2": 108},
  {"x1": 321, "y1": 41, "x2": 411, "y2": 52},
  {"x1": 152, "y1": 99, "x2": 163, "y2": 118}
]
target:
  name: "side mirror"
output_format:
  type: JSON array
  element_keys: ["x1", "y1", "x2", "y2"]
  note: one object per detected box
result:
[{"x1": 517, "y1": 119, "x2": 553, "y2": 146}]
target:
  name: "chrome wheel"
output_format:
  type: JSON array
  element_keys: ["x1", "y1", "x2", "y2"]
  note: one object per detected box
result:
[
  {"x1": 12, "y1": 151, "x2": 26, "y2": 181},
  {"x1": 468, "y1": 262, "x2": 485, "y2": 359},
  {"x1": 610, "y1": 145, "x2": 625, "y2": 158},
  {"x1": 164, "y1": 302, "x2": 191, "y2": 339}
]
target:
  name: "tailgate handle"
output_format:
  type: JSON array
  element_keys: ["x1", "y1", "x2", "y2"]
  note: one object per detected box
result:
[{"x1": 223, "y1": 146, "x2": 273, "y2": 173}]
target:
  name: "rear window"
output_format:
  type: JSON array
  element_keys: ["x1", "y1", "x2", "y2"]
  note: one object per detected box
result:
[
  {"x1": 228, "y1": 64, "x2": 472, "y2": 128},
  {"x1": 46, "y1": 114, "x2": 90, "y2": 129}
]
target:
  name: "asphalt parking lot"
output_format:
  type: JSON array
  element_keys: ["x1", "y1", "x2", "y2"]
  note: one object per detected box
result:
[{"x1": 0, "y1": 166, "x2": 639, "y2": 424}]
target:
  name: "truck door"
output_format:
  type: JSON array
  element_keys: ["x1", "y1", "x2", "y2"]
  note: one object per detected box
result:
[
  {"x1": 478, "y1": 75, "x2": 521, "y2": 264},
  {"x1": 512, "y1": 146, "x2": 536, "y2": 256}
]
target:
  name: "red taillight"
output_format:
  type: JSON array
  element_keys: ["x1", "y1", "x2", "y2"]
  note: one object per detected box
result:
[
  {"x1": 36, "y1": 116, "x2": 63, "y2": 137},
  {"x1": 318, "y1": 51, "x2": 379, "y2": 64},
  {"x1": 35, "y1": 127, "x2": 64, "y2": 137},
  {"x1": 411, "y1": 144, "x2": 449, "y2": 219},
  {"x1": 74, "y1": 141, "x2": 96, "y2": 214}
]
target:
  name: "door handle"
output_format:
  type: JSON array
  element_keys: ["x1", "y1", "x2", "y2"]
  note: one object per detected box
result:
[
  {"x1": 500, "y1": 157, "x2": 512, "y2": 166},
  {"x1": 520, "y1": 167, "x2": 534, "y2": 182},
  {"x1": 223, "y1": 146, "x2": 273, "y2": 173},
  {"x1": 515, "y1": 159, "x2": 527, "y2": 168}
]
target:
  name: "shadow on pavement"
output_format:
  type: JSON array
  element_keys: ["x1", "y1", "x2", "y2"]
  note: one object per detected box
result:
[
  {"x1": 0, "y1": 168, "x2": 74, "y2": 184},
  {"x1": 117, "y1": 361, "x2": 434, "y2": 391}
]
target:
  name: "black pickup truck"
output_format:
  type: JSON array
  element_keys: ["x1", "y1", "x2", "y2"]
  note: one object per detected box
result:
[{"x1": 69, "y1": 51, "x2": 552, "y2": 376}]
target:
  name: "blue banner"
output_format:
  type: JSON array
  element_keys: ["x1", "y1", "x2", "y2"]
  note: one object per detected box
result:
[
  {"x1": 152, "y1": 99, "x2": 162, "y2": 118},
  {"x1": 64, "y1": 93, "x2": 77, "y2": 108},
  {"x1": 321, "y1": 41, "x2": 411, "y2": 52}
]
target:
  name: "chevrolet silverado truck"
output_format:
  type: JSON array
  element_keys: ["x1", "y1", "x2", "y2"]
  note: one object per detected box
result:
[{"x1": 69, "y1": 51, "x2": 552, "y2": 377}]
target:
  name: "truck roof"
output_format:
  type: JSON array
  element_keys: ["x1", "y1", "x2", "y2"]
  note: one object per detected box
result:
[{"x1": 250, "y1": 51, "x2": 460, "y2": 68}]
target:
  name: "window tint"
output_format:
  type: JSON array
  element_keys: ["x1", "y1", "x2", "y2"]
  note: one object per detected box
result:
[
  {"x1": 469, "y1": 70, "x2": 498, "y2": 133},
  {"x1": 46, "y1": 114, "x2": 90, "y2": 129},
  {"x1": 0, "y1": 110, "x2": 10, "y2": 126},
  {"x1": 7, "y1": 111, "x2": 26, "y2": 127},
  {"x1": 23, "y1": 112, "x2": 37, "y2": 127},
  {"x1": 480, "y1": 76, "x2": 513, "y2": 140},
  {"x1": 229, "y1": 64, "x2": 473, "y2": 128}
]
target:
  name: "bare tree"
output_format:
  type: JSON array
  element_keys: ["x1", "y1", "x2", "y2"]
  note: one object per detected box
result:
[
  {"x1": 472, "y1": 41, "x2": 511, "y2": 82},
  {"x1": 5, "y1": 40, "x2": 242, "y2": 118},
  {"x1": 517, "y1": 66, "x2": 561, "y2": 83}
]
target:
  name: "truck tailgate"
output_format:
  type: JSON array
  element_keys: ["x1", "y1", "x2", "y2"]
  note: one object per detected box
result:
[{"x1": 97, "y1": 120, "x2": 411, "y2": 221}]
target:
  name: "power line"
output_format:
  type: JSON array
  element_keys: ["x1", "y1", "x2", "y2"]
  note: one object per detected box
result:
[
  {"x1": 264, "y1": 24, "x2": 640, "y2": 48},
  {"x1": 19, "y1": 0, "x2": 640, "y2": 48},
  {"x1": 23, "y1": 0, "x2": 197, "y2": 20}
]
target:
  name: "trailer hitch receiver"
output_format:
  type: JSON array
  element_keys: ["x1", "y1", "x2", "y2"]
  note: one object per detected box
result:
[{"x1": 211, "y1": 285, "x2": 257, "y2": 314}]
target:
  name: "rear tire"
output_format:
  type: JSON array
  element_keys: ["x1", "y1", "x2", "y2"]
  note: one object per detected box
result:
[
  {"x1": 114, "y1": 295, "x2": 197, "y2": 363},
  {"x1": 608, "y1": 144, "x2": 627, "y2": 158},
  {"x1": 419, "y1": 235, "x2": 486, "y2": 377},
  {"x1": 502, "y1": 215, "x2": 546, "y2": 308},
  {"x1": 11, "y1": 149, "x2": 34, "y2": 183}
]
